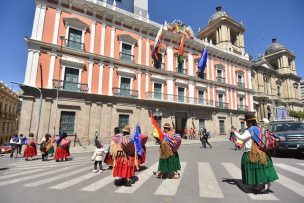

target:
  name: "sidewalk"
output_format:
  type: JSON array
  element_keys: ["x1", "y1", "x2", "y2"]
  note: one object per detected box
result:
[{"x1": 69, "y1": 136, "x2": 228, "y2": 154}]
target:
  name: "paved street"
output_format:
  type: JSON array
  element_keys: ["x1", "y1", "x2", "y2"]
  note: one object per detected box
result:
[{"x1": 0, "y1": 141, "x2": 303, "y2": 203}]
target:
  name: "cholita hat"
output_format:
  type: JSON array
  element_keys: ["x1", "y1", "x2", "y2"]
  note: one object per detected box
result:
[
  {"x1": 244, "y1": 113, "x2": 256, "y2": 121},
  {"x1": 163, "y1": 123, "x2": 171, "y2": 129},
  {"x1": 123, "y1": 125, "x2": 131, "y2": 133}
]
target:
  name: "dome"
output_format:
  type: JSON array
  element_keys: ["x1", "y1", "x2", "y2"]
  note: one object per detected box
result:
[
  {"x1": 265, "y1": 38, "x2": 286, "y2": 55},
  {"x1": 208, "y1": 6, "x2": 231, "y2": 25}
]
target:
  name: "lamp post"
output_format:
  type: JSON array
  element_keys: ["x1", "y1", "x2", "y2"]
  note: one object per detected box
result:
[
  {"x1": 11, "y1": 81, "x2": 42, "y2": 141},
  {"x1": 228, "y1": 112, "x2": 239, "y2": 129},
  {"x1": 53, "y1": 35, "x2": 65, "y2": 137}
]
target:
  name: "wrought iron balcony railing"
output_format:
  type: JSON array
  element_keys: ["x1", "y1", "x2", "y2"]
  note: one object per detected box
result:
[
  {"x1": 120, "y1": 52, "x2": 135, "y2": 63},
  {"x1": 65, "y1": 39, "x2": 85, "y2": 50},
  {"x1": 113, "y1": 87, "x2": 138, "y2": 98},
  {"x1": 238, "y1": 105, "x2": 249, "y2": 111},
  {"x1": 215, "y1": 101, "x2": 229, "y2": 108},
  {"x1": 197, "y1": 71, "x2": 206, "y2": 79},
  {"x1": 217, "y1": 76, "x2": 225, "y2": 83},
  {"x1": 154, "y1": 62, "x2": 165, "y2": 70},
  {"x1": 52, "y1": 79, "x2": 88, "y2": 92},
  {"x1": 237, "y1": 82, "x2": 245, "y2": 88},
  {"x1": 145, "y1": 92, "x2": 214, "y2": 106},
  {"x1": 176, "y1": 68, "x2": 187, "y2": 75}
]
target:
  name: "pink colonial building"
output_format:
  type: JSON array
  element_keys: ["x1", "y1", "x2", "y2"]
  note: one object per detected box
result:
[{"x1": 20, "y1": 0, "x2": 253, "y2": 143}]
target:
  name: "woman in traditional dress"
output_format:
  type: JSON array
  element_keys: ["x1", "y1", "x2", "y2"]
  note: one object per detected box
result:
[
  {"x1": 155, "y1": 123, "x2": 181, "y2": 179},
  {"x1": 231, "y1": 113, "x2": 279, "y2": 193},
  {"x1": 111, "y1": 125, "x2": 136, "y2": 186},
  {"x1": 40, "y1": 134, "x2": 53, "y2": 161},
  {"x1": 137, "y1": 126, "x2": 148, "y2": 168},
  {"x1": 24, "y1": 133, "x2": 37, "y2": 161},
  {"x1": 104, "y1": 127, "x2": 120, "y2": 168},
  {"x1": 54, "y1": 132, "x2": 71, "y2": 162}
]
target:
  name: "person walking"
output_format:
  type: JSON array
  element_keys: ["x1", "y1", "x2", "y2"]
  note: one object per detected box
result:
[
  {"x1": 9, "y1": 134, "x2": 19, "y2": 158},
  {"x1": 16, "y1": 134, "x2": 23, "y2": 155},
  {"x1": 92, "y1": 142, "x2": 106, "y2": 173},
  {"x1": 203, "y1": 129, "x2": 212, "y2": 148},
  {"x1": 54, "y1": 132, "x2": 71, "y2": 162},
  {"x1": 40, "y1": 134, "x2": 53, "y2": 161},
  {"x1": 231, "y1": 113, "x2": 279, "y2": 193},
  {"x1": 24, "y1": 133, "x2": 37, "y2": 161},
  {"x1": 104, "y1": 127, "x2": 120, "y2": 168}
]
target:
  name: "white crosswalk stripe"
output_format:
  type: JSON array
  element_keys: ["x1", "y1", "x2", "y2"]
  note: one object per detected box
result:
[
  {"x1": 297, "y1": 163, "x2": 304, "y2": 167},
  {"x1": 222, "y1": 162, "x2": 279, "y2": 201},
  {"x1": 25, "y1": 166, "x2": 92, "y2": 187},
  {"x1": 0, "y1": 168, "x2": 45, "y2": 179},
  {"x1": 154, "y1": 162, "x2": 187, "y2": 196},
  {"x1": 50, "y1": 172, "x2": 97, "y2": 189},
  {"x1": 9, "y1": 159, "x2": 90, "y2": 167},
  {"x1": 274, "y1": 163, "x2": 304, "y2": 177},
  {"x1": 81, "y1": 174, "x2": 114, "y2": 191},
  {"x1": 276, "y1": 173, "x2": 304, "y2": 197},
  {"x1": 115, "y1": 162, "x2": 158, "y2": 193},
  {"x1": 0, "y1": 165, "x2": 75, "y2": 187},
  {"x1": 198, "y1": 162, "x2": 224, "y2": 198}
]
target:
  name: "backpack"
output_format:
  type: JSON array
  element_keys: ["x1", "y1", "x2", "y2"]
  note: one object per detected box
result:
[{"x1": 250, "y1": 127, "x2": 278, "y2": 152}]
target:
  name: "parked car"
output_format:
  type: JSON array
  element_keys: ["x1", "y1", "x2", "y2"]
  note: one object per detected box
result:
[
  {"x1": 269, "y1": 120, "x2": 304, "y2": 156},
  {"x1": 0, "y1": 143, "x2": 12, "y2": 154}
]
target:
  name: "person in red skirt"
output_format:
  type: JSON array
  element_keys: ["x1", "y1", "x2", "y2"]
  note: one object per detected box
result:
[
  {"x1": 137, "y1": 126, "x2": 148, "y2": 168},
  {"x1": 24, "y1": 133, "x2": 37, "y2": 161},
  {"x1": 112, "y1": 125, "x2": 136, "y2": 186},
  {"x1": 54, "y1": 132, "x2": 71, "y2": 162},
  {"x1": 104, "y1": 127, "x2": 120, "y2": 169}
]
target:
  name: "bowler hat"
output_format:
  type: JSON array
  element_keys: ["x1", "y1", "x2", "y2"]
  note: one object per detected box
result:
[
  {"x1": 123, "y1": 125, "x2": 131, "y2": 133},
  {"x1": 244, "y1": 113, "x2": 256, "y2": 121},
  {"x1": 163, "y1": 123, "x2": 171, "y2": 129}
]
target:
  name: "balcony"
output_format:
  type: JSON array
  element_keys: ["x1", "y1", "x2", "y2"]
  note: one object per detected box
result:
[
  {"x1": 113, "y1": 87, "x2": 138, "y2": 98},
  {"x1": 153, "y1": 62, "x2": 165, "y2": 70},
  {"x1": 176, "y1": 67, "x2": 187, "y2": 75},
  {"x1": 120, "y1": 52, "x2": 135, "y2": 63},
  {"x1": 238, "y1": 105, "x2": 249, "y2": 111},
  {"x1": 217, "y1": 76, "x2": 225, "y2": 83},
  {"x1": 215, "y1": 101, "x2": 228, "y2": 108},
  {"x1": 145, "y1": 92, "x2": 214, "y2": 106},
  {"x1": 65, "y1": 39, "x2": 85, "y2": 50},
  {"x1": 52, "y1": 79, "x2": 89, "y2": 92},
  {"x1": 237, "y1": 82, "x2": 245, "y2": 88},
  {"x1": 197, "y1": 71, "x2": 206, "y2": 79}
]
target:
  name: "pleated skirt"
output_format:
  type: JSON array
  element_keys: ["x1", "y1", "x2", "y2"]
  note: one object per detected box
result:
[{"x1": 158, "y1": 152, "x2": 181, "y2": 173}]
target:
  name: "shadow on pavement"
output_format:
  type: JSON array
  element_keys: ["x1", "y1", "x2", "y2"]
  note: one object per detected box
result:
[{"x1": 222, "y1": 178, "x2": 269, "y2": 195}]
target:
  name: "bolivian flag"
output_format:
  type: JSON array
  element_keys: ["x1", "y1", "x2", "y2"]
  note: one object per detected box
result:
[{"x1": 151, "y1": 112, "x2": 164, "y2": 141}]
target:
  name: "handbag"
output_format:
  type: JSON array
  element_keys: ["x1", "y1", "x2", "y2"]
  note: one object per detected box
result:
[{"x1": 60, "y1": 139, "x2": 71, "y2": 149}]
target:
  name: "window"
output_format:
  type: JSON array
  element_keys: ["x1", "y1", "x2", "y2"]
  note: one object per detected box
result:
[
  {"x1": 178, "y1": 87, "x2": 185, "y2": 102},
  {"x1": 120, "y1": 77, "x2": 131, "y2": 96},
  {"x1": 241, "y1": 122, "x2": 245, "y2": 132},
  {"x1": 67, "y1": 28, "x2": 83, "y2": 50},
  {"x1": 237, "y1": 74, "x2": 245, "y2": 88},
  {"x1": 177, "y1": 57, "x2": 186, "y2": 74},
  {"x1": 199, "y1": 119, "x2": 205, "y2": 132},
  {"x1": 64, "y1": 67, "x2": 79, "y2": 91},
  {"x1": 60, "y1": 111, "x2": 75, "y2": 135},
  {"x1": 121, "y1": 43, "x2": 133, "y2": 62},
  {"x1": 153, "y1": 53, "x2": 163, "y2": 69},
  {"x1": 219, "y1": 120, "x2": 225, "y2": 134},
  {"x1": 198, "y1": 90, "x2": 205, "y2": 104},
  {"x1": 217, "y1": 69, "x2": 224, "y2": 82},
  {"x1": 239, "y1": 97, "x2": 244, "y2": 110},
  {"x1": 218, "y1": 94, "x2": 224, "y2": 107},
  {"x1": 154, "y1": 83, "x2": 162, "y2": 100},
  {"x1": 118, "y1": 114, "x2": 129, "y2": 133}
]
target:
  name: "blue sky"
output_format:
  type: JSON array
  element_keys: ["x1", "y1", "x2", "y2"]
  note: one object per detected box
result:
[{"x1": 0, "y1": 0, "x2": 303, "y2": 91}]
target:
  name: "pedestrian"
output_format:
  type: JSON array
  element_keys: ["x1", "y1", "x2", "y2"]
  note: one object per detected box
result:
[
  {"x1": 137, "y1": 126, "x2": 148, "y2": 168},
  {"x1": 54, "y1": 132, "x2": 71, "y2": 162},
  {"x1": 16, "y1": 134, "x2": 23, "y2": 155},
  {"x1": 9, "y1": 134, "x2": 19, "y2": 158},
  {"x1": 231, "y1": 113, "x2": 279, "y2": 193},
  {"x1": 189, "y1": 128, "x2": 193, "y2": 140},
  {"x1": 40, "y1": 133, "x2": 53, "y2": 161},
  {"x1": 111, "y1": 125, "x2": 136, "y2": 186},
  {"x1": 24, "y1": 133, "x2": 37, "y2": 161},
  {"x1": 203, "y1": 128, "x2": 212, "y2": 148},
  {"x1": 92, "y1": 142, "x2": 106, "y2": 173},
  {"x1": 154, "y1": 123, "x2": 181, "y2": 179},
  {"x1": 104, "y1": 127, "x2": 120, "y2": 168}
]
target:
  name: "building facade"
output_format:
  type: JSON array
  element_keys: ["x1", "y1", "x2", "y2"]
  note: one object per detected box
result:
[
  {"x1": 0, "y1": 82, "x2": 20, "y2": 144},
  {"x1": 252, "y1": 38, "x2": 303, "y2": 121},
  {"x1": 20, "y1": 0, "x2": 253, "y2": 144},
  {"x1": 300, "y1": 80, "x2": 304, "y2": 103}
]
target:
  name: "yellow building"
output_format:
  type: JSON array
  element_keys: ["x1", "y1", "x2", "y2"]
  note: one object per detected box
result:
[
  {"x1": 252, "y1": 38, "x2": 303, "y2": 122},
  {"x1": 0, "y1": 82, "x2": 20, "y2": 144}
]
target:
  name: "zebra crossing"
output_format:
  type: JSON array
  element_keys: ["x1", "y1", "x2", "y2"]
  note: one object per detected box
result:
[{"x1": 1, "y1": 157, "x2": 304, "y2": 201}]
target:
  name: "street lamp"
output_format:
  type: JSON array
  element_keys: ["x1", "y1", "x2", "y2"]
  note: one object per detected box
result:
[
  {"x1": 228, "y1": 112, "x2": 238, "y2": 128},
  {"x1": 11, "y1": 81, "x2": 42, "y2": 141},
  {"x1": 53, "y1": 35, "x2": 65, "y2": 137}
]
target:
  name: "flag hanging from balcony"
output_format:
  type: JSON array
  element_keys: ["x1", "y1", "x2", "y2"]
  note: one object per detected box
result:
[
  {"x1": 178, "y1": 33, "x2": 185, "y2": 64},
  {"x1": 151, "y1": 112, "x2": 164, "y2": 141},
  {"x1": 152, "y1": 25, "x2": 163, "y2": 61},
  {"x1": 198, "y1": 47, "x2": 208, "y2": 72}
]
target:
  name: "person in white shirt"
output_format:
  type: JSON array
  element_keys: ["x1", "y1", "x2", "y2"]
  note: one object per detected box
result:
[
  {"x1": 92, "y1": 142, "x2": 106, "y2": 173},
  {"x1": 231, "y1": 113, "x2": 278, "y2": 193}
]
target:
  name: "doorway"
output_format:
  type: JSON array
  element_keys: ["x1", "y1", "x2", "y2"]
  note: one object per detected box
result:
[{"x1": 175, "y1": 112, "x2": 187, "y2": 138}]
